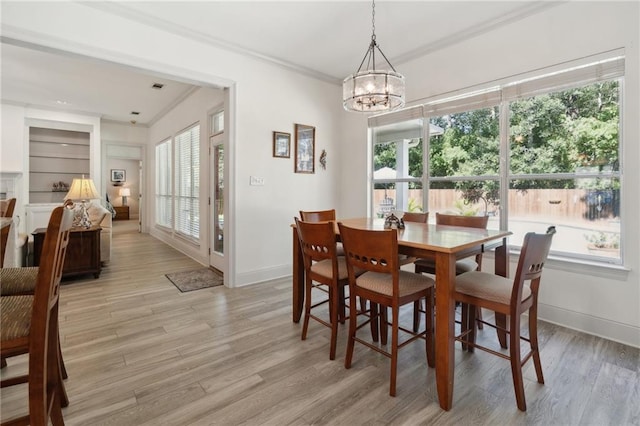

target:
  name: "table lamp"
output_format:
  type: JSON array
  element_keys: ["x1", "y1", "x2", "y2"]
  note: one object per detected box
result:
[
  {"x1": 119, "y1": 187, "x2": 131, "y2": 206},
  {"x1": 64, "y1": 175, "x2": 100, "y2": 228}
]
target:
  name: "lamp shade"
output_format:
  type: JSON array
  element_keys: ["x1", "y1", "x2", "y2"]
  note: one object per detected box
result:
[
  {"x1": 64, "y1": 177, "x2": 100, "y2": 201},
  {"x1": 119, "y1": 188, "x2": 131, "y2": 197}
]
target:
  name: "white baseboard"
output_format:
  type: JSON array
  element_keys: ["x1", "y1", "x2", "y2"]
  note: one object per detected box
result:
[
  {"x1": 538, "y1": 303, "x2": 640, "y2": 348},
  {"x1": 234, "y1": 264, "x2": 291, "y2": 287}
]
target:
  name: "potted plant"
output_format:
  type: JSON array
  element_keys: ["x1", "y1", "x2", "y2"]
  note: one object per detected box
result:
[{"x1": 584, "y1": 231, "x2": 620, "y2": 253}]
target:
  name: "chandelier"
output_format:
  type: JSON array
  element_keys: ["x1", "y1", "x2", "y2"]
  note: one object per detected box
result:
[{"x1": 342, "y1": 0, "x2": 405, "y2": 113}]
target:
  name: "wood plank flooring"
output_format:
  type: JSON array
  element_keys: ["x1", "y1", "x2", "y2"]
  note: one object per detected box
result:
[{"x1": 2, "y1": 220, "x2": 639, "y2": 425}]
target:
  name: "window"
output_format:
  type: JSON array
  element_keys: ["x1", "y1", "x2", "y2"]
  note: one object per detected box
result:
[
  {"x1": 507, "y1": 81, "x2": 620, "y2": 262},
  {"x1": 155, "y1": 139, "x2": 172, "y2": 228},
  {"x1": 211, "y1": 110, "x2": 224, "y2": 135},
  {"x1": 175, "y1": 124, "x2": 200, "y2": 241},
  {"x1": 369, "y1": 55, "x2": 624, "y2": 264}
]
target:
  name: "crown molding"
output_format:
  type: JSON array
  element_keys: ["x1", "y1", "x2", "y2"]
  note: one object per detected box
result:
[
  {"x1": 392, "y1": 2, "x2": 565, "y2": 68},
  {"x1": 81, "y1": 1, "x2": 341, "y2": 86}
]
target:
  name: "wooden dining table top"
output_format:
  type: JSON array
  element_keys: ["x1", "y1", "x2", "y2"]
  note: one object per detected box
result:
[{"x1": 336, "y1": 217, "x2": 512, "y2": 254}]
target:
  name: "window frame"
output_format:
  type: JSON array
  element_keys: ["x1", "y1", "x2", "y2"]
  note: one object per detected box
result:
[
  {"x1": 174, "y1": 122, "x2": 201, "y2": 242},
  {"x1": 368, "y1": 54, "x2": 625, "y2": 266},
  {"x1": 154, "y1": 138, "x2": 173, "y2": 230}
]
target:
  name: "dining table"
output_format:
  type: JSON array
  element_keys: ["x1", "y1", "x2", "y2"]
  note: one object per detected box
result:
[{"x1": 291, "y1": 217, "x2": 512, "y2": 411}]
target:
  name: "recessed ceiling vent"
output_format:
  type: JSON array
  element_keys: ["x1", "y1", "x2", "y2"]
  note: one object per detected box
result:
[
  {"x1": 151, "y1": 83, "x2": 164, "y2": 90},
  {"x1": 130, "y1": 111, "x2": 140, "y2": 115}
]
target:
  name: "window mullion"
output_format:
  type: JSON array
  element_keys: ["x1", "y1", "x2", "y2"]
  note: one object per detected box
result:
[{"x1": 499, "y1": 100, "x2": 510, "y2": 232}]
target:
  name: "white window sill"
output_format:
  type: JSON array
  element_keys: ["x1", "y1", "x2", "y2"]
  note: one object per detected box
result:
[{"x1": 483, "y1": 250, "x2": 631, "y2": 281}]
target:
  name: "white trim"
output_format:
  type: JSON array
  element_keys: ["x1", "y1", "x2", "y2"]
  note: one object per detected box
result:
[{"x1": 537, "y1": 303, "x2": 640, "y2": 349}]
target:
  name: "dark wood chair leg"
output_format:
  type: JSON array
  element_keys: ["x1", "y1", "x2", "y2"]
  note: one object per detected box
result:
[
  {"x1": 509, "y1": 313, "x2": 526, "y2": 411},
  {"x1": 412, "y1": 299, "x2": 421, "y2": 332}
]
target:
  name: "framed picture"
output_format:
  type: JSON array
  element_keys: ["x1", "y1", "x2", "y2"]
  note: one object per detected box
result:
[
  {"x1": 111, "y1": 169, "x2": 126, "y2": 183},
  {"x1": 272, "y1": 131, "x2": 291, "y2": 158},
  {"x1": 294, "y1": 124, "x2": 315, "y2": 174}
]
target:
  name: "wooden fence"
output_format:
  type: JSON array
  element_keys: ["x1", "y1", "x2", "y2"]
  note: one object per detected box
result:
[{"x1": 373, "y1": 188, "x2": 618, "y2": 223}]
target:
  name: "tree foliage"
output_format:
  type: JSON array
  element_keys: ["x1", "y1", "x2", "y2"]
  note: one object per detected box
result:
[{"x1": 373, "y1": 80, "x2": 620, "y2": 207}]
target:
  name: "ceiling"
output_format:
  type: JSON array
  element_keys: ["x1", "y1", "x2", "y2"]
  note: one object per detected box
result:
[{"x1": 1, "y1": 1, "x2": 555, "y2": 125}]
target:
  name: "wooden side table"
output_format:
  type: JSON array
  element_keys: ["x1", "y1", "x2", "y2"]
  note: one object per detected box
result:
[
  {"x1": 114, "y1": 205, "x2": 130, "y2": 221},
  {"x1": 32, "y1": 226, "x2": 101, "y2": 279}
]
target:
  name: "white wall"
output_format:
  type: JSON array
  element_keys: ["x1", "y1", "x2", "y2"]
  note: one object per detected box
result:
[{"x1": 341, "y1": 1, "x2": 640, "y2": 347}]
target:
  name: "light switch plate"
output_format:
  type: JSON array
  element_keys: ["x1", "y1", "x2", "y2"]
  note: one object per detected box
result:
[{"x1": 250, "y1": 176, "x2": 265, "y2": 186}]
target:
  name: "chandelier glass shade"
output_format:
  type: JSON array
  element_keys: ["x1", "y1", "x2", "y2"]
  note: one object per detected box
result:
[{"x1": 342, "y1": 1, "x2": 405, "y2": 113}]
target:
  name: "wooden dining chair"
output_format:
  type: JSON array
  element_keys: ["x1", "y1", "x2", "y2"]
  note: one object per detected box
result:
[
  {"x1": 0, "y1": 198, "x2": 16, "y2": 218},
  {"x1": 299, "y1": 209, "x2": 336, "y2": 222},
  {"x1": 299, "y1": 209, "x2": 344, "y2": 257},
  {"x1": 338, "y1": 222, "x2": 435, "y2": 397},
  {"x1": 412, "y1": 212, "x2": 489, "y2": 332},
  {"x1": 454, "y1": 226, "x2": 556, "y2": 411},
  {"x1": 374, "y1": 211, "x2": 429, "y2": 344},
  {"x1": 397, "y1": 211, "x2": 428, "y2": 266},
  {"x1": 0, "y1": 198, "x2": 17, "y2": 268},
  {"x1": 295, "y1": 217, "x2": 350, "y2": 360},
  {"x1": 0, "y1": 201, "x2": 73, "y2": 385},
  {"x1": 0, "y1": 204, "x2": 73, "y2": 425}
]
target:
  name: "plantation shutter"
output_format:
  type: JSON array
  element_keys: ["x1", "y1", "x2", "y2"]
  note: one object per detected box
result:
[
  {"x1": 174, "y1": 124, "x2": 200, "y2": 241},
  {"x1": 155, "y1": 139, "x2": 172, "y2": 228}
]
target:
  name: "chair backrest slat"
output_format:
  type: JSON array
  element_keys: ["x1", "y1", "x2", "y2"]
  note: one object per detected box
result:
[
  {"x1": 402, "y1": 212, "x2": 428, "y2": 223},
  {"x1": 295, "y1": 218, "x2": 337, "y2": 268},
  {"x1": 338, "y1": 223, "x2": 398, "y2": 276},
  {"x1": 300, "y1": 209, "x2": 336, "y2": 222},
  {"x1": 31, "y1": 205, "x2": 74, "y2": 340},
  {"x1": 436, "y1": 212, "x2": 488, "y2": 229},
  {"x1": 511, "y1": 229, "x2": 555, "y2": 306}
]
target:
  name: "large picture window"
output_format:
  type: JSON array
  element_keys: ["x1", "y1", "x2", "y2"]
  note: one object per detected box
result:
[{"x1": 369, "y1": 55, "x2": 624, "y2": 265}]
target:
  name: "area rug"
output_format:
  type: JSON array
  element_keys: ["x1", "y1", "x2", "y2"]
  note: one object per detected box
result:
[{"x1": 165, "y1": 268, "x2": 223, "y2": 292}]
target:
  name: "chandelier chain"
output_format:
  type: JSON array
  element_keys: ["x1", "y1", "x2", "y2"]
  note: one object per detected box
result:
[{"x1": 371, "y1": 0, "x2": 376, "y2": 41}]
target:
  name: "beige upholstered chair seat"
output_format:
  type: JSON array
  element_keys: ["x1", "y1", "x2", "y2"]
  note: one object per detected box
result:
[
  {"x1": 414, "y1": 257, "x2": 478, "y2": 274},
  {"x1": 1, "y1": 295, "x2": 33, "y2": 341},
  {"x1": 456, "y1": 271, "x2": 532, "y2": 304},
  {"x1": 310, "y1": 257, "x2": 349, "y2": 280},
  {"x1": 357, "y1": 270, "x2": 434, "y2": 297},
  {"x1": 0, "y1": 267, "x2": 39, "y2": 296}
]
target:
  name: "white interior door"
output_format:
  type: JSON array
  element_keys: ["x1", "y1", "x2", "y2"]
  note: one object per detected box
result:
[{"x1": 209, "y1": 133, "x2": 224, "y2": 272}]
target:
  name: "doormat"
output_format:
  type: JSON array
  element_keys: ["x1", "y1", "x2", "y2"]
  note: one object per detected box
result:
[{"x1": 165, "y1": 267, "x2": 223, "y2": 292}]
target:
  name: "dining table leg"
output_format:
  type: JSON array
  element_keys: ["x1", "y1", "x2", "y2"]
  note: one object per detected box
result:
[
  {"x1": 292, "y1": 227, "x2": 304, "y2": 323},
  {"x1": 494, "y1": 237, "x2": 510, "y2": 348},
  {"x1": 435, "y1": 252, "x2": 457, "y2": 411}
]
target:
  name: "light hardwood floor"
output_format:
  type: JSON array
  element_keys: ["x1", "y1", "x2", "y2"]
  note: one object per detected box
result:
[{"x1": 2, "y1": 220, "x2": 639, "y2": 425}]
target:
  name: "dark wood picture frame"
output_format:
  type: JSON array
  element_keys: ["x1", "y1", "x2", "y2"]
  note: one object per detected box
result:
[
  {"x1": 111, "y1": 169, "x2": 126, "y2": 183},
  {"x1": 272, "y1": 131, "x2": 291, "y2": 158},
  {"x1": 294, "y1": 124, "x2": 315, "y2": 174}
]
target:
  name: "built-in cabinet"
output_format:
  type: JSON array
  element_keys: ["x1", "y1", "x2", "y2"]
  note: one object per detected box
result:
[{"x1": 29, "y1": 127, "x2": 90, "y2": 204}]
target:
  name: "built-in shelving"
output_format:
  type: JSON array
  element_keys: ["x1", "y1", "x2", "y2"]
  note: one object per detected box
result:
[{"x1": 29, "y1": 127, "x2": 90, "y2": 204}]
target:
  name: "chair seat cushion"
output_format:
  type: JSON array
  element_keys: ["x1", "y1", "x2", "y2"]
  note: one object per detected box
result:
[
  {"x1": 336, "y1": 242, "x2": 345, "y2": 257},
  {"x1": 0, "y1": 267, "x2": 39, "y2": 296},
  {"x1": 414, "y1": 257, "x2": 478, "y2": 274},
  {"x1": 1, "y1": 295, "x2": 33, "y2": 341},
  {"x1": 455, "y1": 271, "x2": 531, "y2": 304},
  {"x1": 356, "y1": 270, "x2": 434, "y2": 297},
  {"x1": 311, "y1": 257, "x2": 349, "y2": 280}
]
